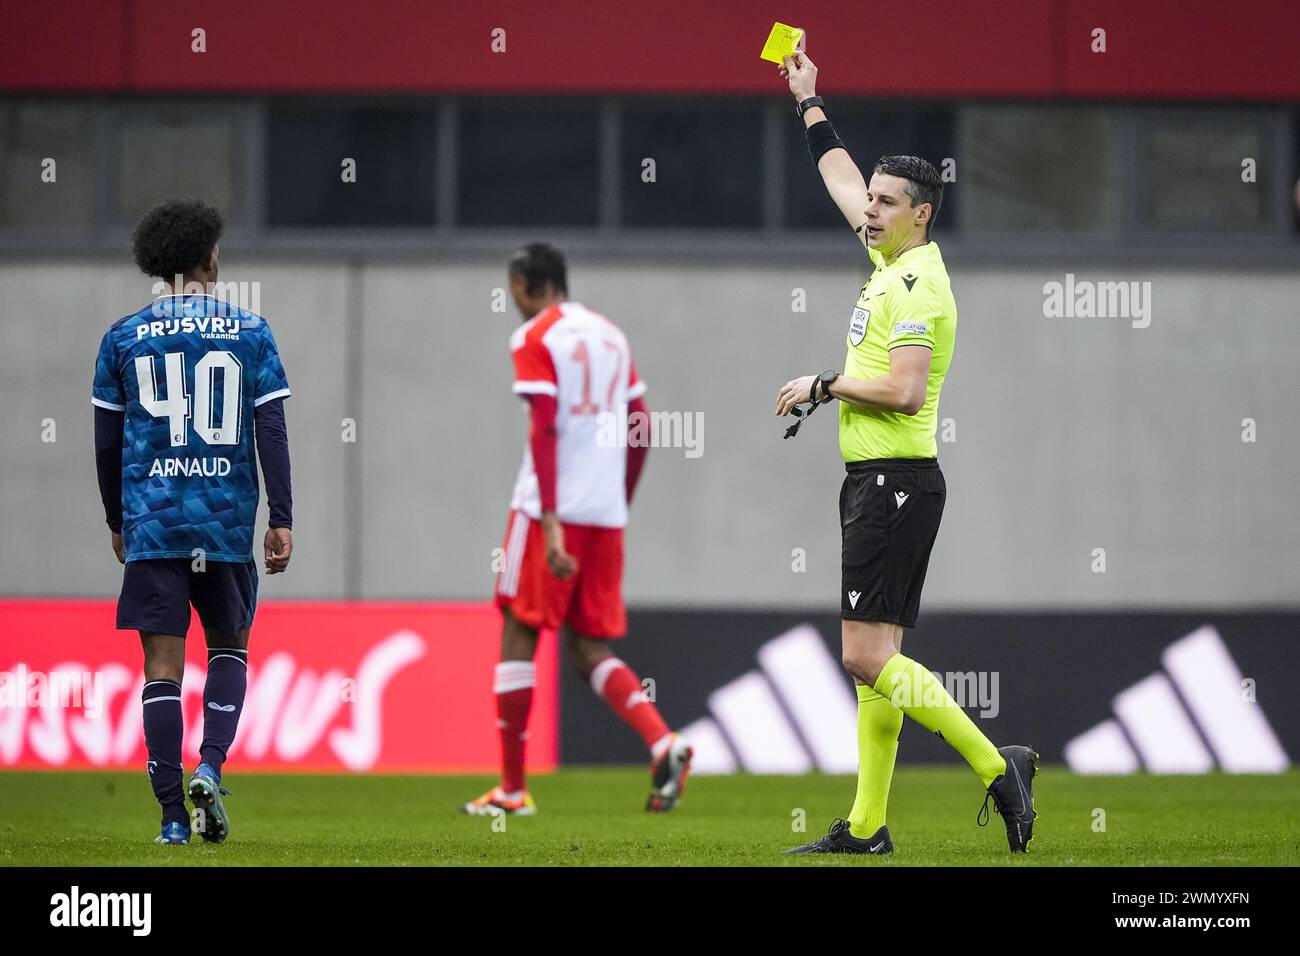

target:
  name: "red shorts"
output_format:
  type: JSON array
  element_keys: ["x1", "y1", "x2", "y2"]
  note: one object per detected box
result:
[{"x1": 494, "y1": 510, "x2": 626, "y2": 638}]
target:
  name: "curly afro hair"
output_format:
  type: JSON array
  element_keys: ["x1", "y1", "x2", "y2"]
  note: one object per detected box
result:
[{"x1": 131, "y1": 198, "x2": 225, "y2": 280}]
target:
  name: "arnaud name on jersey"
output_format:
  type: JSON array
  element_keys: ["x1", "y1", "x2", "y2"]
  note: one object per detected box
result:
[{"x1": 148, "y1": 457, "x2": 232, "y2": 478}]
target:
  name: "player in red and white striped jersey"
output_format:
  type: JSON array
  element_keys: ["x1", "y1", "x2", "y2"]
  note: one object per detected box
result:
[{"x1": 464, "y1": 243, "x2": 692, "y2": 816}]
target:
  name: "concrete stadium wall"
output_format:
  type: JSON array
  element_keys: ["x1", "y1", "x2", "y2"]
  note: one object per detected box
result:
[{"x1": 2, "y1": 255, "x2": 1297, "y2": 609}]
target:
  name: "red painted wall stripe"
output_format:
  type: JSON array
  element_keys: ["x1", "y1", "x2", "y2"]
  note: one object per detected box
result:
[
  {"x1": 0, "y1": 0, "x2": 127, "y2": 91},
  {"x1": 1, "y1": 1, "x2": 1296, "y2": 99},
  {"x1": 1060, "y1": 0, "x2": 1300, "y2": 100}
]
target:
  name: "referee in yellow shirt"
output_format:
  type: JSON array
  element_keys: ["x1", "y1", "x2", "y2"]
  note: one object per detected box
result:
[{"x1": 775, "y1": 51, "x2": 1039, "y2": 855}]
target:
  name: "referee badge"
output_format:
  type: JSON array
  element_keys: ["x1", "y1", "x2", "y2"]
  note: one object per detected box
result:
[{"x1": 848, "y1": 307, "x2": 869, "y2": 346}]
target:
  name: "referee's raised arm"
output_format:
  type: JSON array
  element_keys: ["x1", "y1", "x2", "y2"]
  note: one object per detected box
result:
[{"x1": 780, "y1": 53, "x2": 871, "y2": 235}]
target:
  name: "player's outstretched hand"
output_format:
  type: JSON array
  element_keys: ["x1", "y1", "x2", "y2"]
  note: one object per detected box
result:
[
  {"x1": 776, "y1": 374, "x2": 818, "y2": 416},
  {"x1": 110, "y1": 531, "x2": 125, "y2": 565},
  {"x1": 264, "y1": 526, "x2": 293, "y2": 574},
  {"x1": 781, "y1": 52, "x2": 817, "y2": 101}
]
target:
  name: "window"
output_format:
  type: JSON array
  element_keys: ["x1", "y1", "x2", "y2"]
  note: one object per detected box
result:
[
  {"x1": 962, "y1": 105, "x2": 1115, "y2": 233},
  {"x1": 1293, "y1": 111, "x2": 1300, "y2": 233},
  {"x1": 0, "y1": 101, "x2": 91, "y2": 228},
  {"x1": 458, "y1": 102, "x2": 598, "y2": 226},
  {"x1": 0, "y1": 96, "x2": 1295, "y2": 258},
  {"x1": 1141, "y1": 114, "x2": 1270, "y2": 230},
  {"x1": 117, "y1": 111, "x2": 244, "y2": 225},
  {"x1": 268, "y1": 104, "x2": 438, "y2": 227},
  {"x1": 619, "y1": 104, "x2": 764, "y2": 228}
]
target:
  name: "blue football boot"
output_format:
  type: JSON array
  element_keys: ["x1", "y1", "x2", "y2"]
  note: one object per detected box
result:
[
  {"x1": 187, "y1": 762, "x2": 232, "y2": 844},
  {"x1": 154, "y1": 820, "x2": 191, "y2": 845}
]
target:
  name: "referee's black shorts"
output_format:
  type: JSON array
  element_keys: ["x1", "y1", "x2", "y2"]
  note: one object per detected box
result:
[{"x1": 840, "y1": 457, "x2": 945, "y2": 628}]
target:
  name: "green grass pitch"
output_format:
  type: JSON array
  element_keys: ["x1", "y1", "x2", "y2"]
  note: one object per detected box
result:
[{"x1": 3, "y1": 766, "x2": 1297, "y2": 866}]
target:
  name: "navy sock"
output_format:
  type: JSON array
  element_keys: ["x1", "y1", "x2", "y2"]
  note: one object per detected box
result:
[
  {"x1": 200, "y1": 648, "x2": 248, "y2": 779},
  {"x1": 141, "y1": 680, "x2": 187, "y2": 826}
]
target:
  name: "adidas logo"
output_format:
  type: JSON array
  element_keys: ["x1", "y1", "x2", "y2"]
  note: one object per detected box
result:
[
  {"x1": 675, "y1": 622, "x2": 1285, "y2": 778},
  {"x1": 678, "y1": 625, "x2": 858, "y2": 775},
  {"x1": 1064, "y1": 625, "x2": 1287, "y2": 774}
]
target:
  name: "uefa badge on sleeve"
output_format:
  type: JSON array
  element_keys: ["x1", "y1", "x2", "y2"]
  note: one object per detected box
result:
[{"x1": 848, "y1": 307, "x2": 869, "y2": 346}]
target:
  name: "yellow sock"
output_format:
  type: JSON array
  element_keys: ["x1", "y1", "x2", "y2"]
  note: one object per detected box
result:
[
  {"x1": 873, "y1": 653, "x2": 1007, "y2": 788},
  {"x1": 847, "y1": 683, "x2": 904, "y2": 839}
]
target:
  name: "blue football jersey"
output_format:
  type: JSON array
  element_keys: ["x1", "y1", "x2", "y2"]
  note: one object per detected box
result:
[{"x1": 91, "y1": 294, "x2": 291, "y2": 562}]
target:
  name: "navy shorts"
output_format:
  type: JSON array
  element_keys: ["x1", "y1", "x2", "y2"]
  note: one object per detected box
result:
[
  {"x1": 840, "y1": 458, "x2": 946, "y2": 628},
  {"x1": 117, "y1": 558, "x2": 259, "y2": 636}
]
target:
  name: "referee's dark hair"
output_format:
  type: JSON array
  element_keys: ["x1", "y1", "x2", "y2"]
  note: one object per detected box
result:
[
  {"x1": 131, "y1": 198, "x2": 225, "y2": 279},
  {"x1": 508, "y1": 242, "x2": 568, "y2": 297},
  {"x1": 874, "y1": 156, "x2": 944, "y2": 239}
]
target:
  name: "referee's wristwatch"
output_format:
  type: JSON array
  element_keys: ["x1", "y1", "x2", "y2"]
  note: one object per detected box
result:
[
  {"x1": 812, "y1": 369, "x2": 839, "y2": 402},
  {"x1": 796, "y1": 95, "x2": 825, "y2": 118}
]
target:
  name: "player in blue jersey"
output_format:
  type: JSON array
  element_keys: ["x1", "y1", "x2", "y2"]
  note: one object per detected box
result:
[{"x1": 92, "y1": 199, "x2": 294, "y2": 846}]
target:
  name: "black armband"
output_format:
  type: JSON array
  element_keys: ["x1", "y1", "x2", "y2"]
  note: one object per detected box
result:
[{"x1": 805, "y1": 119, "x2": 846, "y2": 166}]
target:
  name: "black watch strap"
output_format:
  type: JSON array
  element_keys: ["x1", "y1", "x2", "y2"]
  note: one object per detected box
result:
[
  {"x1": 818, "y1": 369, "x2": 838, "y2": 403},
  {"x1": 796, "y1": 96, "x2": 824, "y2": 118}
]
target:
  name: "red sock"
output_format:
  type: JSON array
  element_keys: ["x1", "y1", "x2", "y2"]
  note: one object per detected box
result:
[
  {"x1": 494, "y1": 661, "x2": 534, "y2": 794},
  {"x1": 591, "y1": 657, "x2": 670, "y2": 753}
]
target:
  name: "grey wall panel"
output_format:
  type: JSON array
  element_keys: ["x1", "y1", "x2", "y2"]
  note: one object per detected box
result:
[
  {"x1": 928, "y1": 267, "x2": 1300, "y2": 608},
  {"x1": 240, "y1": 265, "x2": 350, "y2": 599},
  {"x1": 355, "y1": 264, "x2": 522, "y2": 599},
  {"x1": 571, "y1": 262, "x2": 850, "y2": 610},
  {"x1": 3, "y1": 256, "x2": 1297, "y2": 608},
  {"x1": 0, "y1": 261, "x2": 349, "y2": 599},
  {"x1": 1, "y1": 263, "x2": 147, "y2": 595}
]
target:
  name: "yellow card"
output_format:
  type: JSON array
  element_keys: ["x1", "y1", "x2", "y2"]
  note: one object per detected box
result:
[{"x1": 759, "y1": 22, "x2": 804, "y2": 64}]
